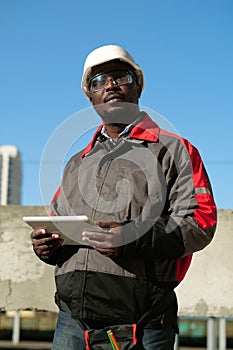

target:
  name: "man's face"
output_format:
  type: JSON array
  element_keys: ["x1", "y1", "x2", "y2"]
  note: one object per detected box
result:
[{"x1": 87, "y1": 60, "x2": 142, "y2": 124}]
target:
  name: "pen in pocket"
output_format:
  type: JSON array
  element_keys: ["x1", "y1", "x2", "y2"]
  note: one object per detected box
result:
[{"x1": 107, "y1": 329, "x2": 120, "y2": 350}]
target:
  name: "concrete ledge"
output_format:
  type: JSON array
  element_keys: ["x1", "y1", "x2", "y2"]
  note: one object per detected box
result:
[
  {"x1": 0, "y1": 206, "x2": 232, "y2": 317},
  {"x1": 0, "y1": 341, "x2": 52, "y2": 349}
]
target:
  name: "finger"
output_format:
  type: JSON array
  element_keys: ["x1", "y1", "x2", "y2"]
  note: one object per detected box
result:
[
  {"x1": 39, "y1": 249, "x2": 51, "y2": 256},
  {"x1": 107, "y1": 222, "x2": 122, "y2": 228},
  {"x1": 82, "y1": 237, "x2": 105, "y2": 247},
  {"x1": 82, "y1": 236, "x2": 109, "y2": 249},
  {"x1": 32, "y1": 235, "x2": 56, "y2": 246},
  {"x1": 95, "y1": 221, "x2": 111, "y2": 229},
  {"x1": 34, "y1": 239, "x2": 63, "y2": 255},
  {"x1": 82, "y1": 231, "x2": 110, "y2": 242},
  {"x1": 95, "y1": 221, "x2": 122, "y2": 229},
  {"x1": 32, "y1": 236, "x2": 63, "y2": 252},
  {"x1": 30, "y1": 228, "x2": 46, "y2": 239}
]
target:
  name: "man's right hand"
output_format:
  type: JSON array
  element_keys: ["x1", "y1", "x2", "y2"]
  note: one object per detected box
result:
[{"x1": 30, "y1": 228, "x2": 64, "y2": 256}]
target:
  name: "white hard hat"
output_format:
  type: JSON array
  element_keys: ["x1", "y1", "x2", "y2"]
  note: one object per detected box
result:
[{"x1": 81, "y1": 45, "x2": 145, "y2": 93}]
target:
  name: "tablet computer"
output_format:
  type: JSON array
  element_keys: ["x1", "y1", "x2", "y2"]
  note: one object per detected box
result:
[{"x1": 23, "y1": 215, "x2": 102, "y2": 245}]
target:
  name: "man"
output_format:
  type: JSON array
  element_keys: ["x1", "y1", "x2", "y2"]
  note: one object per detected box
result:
[{"x1": 31, "y1": 45, "x2": 217, "y2": 350}]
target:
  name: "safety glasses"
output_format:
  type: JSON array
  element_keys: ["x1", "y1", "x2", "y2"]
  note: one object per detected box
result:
[{"x1": 88, "y1": 70, "x2": 135, "y2": 93}]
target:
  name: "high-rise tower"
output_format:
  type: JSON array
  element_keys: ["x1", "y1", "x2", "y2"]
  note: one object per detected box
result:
[{"x1": 0, "y1": 145, "x2": 22, "y2": 205}]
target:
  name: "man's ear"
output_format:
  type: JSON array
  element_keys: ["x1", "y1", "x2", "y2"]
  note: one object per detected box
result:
[{"x1": 84, "y1": 87, "x2": 93, "y2": 102}]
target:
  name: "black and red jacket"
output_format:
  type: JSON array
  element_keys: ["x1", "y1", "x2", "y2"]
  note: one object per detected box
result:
[{"x1": 41, "y1": 113, "x2": 216, "y2": 327}]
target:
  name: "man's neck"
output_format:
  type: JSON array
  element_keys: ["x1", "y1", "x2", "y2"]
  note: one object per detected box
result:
[
  {"x1": 104, "y1": 124, "x2": 127, "y2": 142},
  {"x1": 103, "y1": 111, "x2": 142, "y2": 141}
]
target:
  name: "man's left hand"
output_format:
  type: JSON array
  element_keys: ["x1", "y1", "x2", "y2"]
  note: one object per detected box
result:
[{"x1": 82, "y1": 222, "x2": 124, "y2": 257}]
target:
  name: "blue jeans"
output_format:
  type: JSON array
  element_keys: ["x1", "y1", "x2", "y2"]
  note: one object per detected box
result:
[{"x1": 52, "y1": 311, "x2": 176, "y2": 350}]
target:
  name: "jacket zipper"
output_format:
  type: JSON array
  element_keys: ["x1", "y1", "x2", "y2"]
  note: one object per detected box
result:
[
  {"x1": 91, "y1": 140, "x2": 126, "y2": 219},
  {"x1": 91, "y1": 159, "x2": 112, "y2": 219}
]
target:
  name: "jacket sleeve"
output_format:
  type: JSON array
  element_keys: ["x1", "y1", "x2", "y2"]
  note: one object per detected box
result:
[{"x1": 122, "y1": 139, "x2": 217, "y2": 259}]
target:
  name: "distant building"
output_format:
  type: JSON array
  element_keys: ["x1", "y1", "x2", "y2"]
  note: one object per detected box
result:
[{"x1": 0, "y1": 145, "x2": 21, "y2": 205}]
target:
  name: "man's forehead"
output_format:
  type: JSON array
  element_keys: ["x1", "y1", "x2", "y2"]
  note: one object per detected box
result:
[{"x1": 90, "y1": 60, "x2": 134, "y2": 77}]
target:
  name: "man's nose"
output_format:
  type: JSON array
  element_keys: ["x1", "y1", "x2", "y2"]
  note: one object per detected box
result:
[{"x1": 106, "y1": 77, "x2": 119, "y2": 90}]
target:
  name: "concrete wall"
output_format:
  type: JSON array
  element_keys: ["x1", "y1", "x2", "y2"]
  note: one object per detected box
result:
[
  {"x1": 176, "y1": 209, "x2": 233, "y2": 318},
  {"x1": 0, "y1": 206, "x2": 232, "y2": 317},
  {"x1": 0, "y1": 206, "x2": 56, "y2": 312}
]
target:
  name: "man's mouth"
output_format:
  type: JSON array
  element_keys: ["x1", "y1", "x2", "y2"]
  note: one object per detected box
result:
[{"x1": 104, "y1": 94, "x2": 124, "y2": 103}]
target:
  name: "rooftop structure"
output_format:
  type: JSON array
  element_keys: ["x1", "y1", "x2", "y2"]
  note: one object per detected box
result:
[{"x1": 0, "y1": 145, "x2": 21, "y2": 205}]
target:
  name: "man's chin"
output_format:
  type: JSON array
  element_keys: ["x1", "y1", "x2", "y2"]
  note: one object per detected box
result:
[{"x1": 94, "y1": 102, "x2": 140, "y2": 124}]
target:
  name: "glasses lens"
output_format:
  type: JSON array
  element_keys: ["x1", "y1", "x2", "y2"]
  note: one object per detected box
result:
[
  {"x1": 114, "y1": 71, "x2": 129, "y2": 85},
  {"x1": 89, "y1": 74, "x2": 107, "y2": 92},
  {"x1": 89, "y1": 70, "x2": 134, "y2": 92}
]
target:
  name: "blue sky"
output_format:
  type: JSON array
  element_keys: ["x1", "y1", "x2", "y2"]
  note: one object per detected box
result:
[{"x1": 0, "y1": 0, "x2": 232, "y2": 209}]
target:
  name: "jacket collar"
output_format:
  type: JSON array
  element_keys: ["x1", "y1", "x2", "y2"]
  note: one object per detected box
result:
[
  {"x1": 80, "y1": 112, "x2": 160, "y2": 158},
  {"x1": 130, "y1": 112, "x2": 160, "y2": 142}
]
